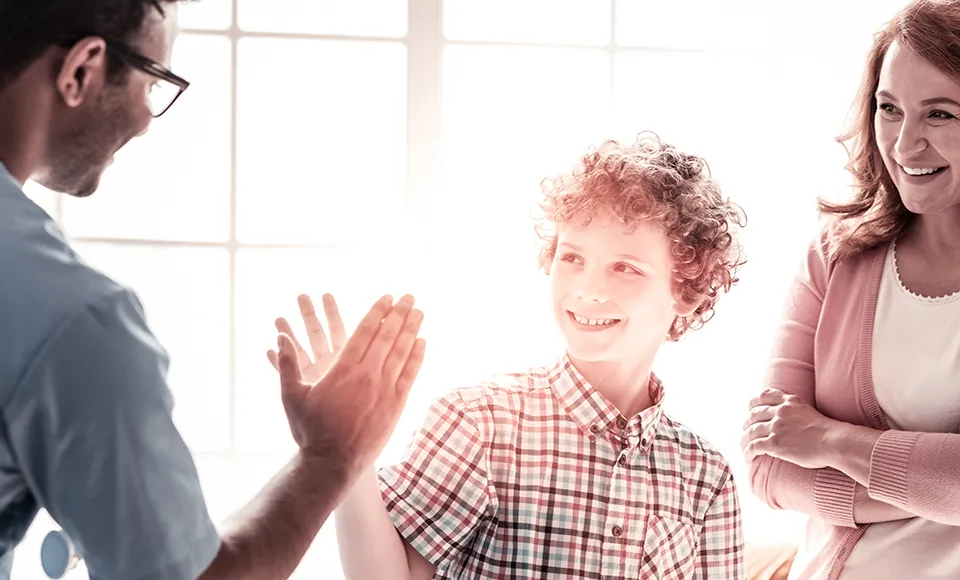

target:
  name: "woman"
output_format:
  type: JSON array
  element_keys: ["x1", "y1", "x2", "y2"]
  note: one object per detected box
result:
[{"x1": 742, "y1": 0, "x2": 960, "y2": 578}]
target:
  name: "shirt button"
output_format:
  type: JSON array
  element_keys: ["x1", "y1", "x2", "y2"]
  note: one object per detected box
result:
[
  {"x1": 612, "y1": 525, "x2": 623, "y2": 538},
  {"x1": 617, "y1": 455, "x2": 627, "y2": 467},
  {"x1": 616, "y1": 417, "x2": 627, "y2": 429},
  {"x1": 590, "y1": 424, "x2": 601, "y2": 433}
]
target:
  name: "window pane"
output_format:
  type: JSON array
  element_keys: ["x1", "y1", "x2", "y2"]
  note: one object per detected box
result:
[
  {"x1": 233, "y1": 246, "x2": 422, "y2": 454},
  {"x1": 779, "y1": 0, "x2": 907, "y2": 56},
  {"x1": 439, "y1": 45, "x2": 609, "y2": 253},
  {"x1": 61, "y1": 35, "x2": 231, "y2": 242},
  {"x1": 238, "y1": 0, "x2": 406, "y2": 37},
  {"x1": 444, "y1": 0, "x2": 611, "y2": 45},
  {"x1": 236, "y1": 39, "x2": 407, "y2": 245},
  {"x1": 179, "y1": 0, "x2": 232, "y2": 30},
  {"x1": 195, "y1": 453, "x2": 233, "y2": 524},
  {"x1": 615, "y1": 0, "x2": 775, "y2": 50},
  {"x1": 441, "y1": 45, "x2": 610, "y2": 230},
  {"x1": 72, "y1": 243, "x2": 232, "y2": 454},
  {"x1": 613, "y1": 51, "x2": 777, "y2": 166}
]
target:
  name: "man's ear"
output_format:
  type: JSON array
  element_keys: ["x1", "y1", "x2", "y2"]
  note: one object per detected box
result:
[{"x1": 55, "y1": 37, "x2": 109, "y2": 108}]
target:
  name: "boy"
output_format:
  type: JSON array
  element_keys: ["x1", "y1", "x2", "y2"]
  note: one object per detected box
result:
[{"x1": 279, "y1": 134, "x2": 747, "y2": 579}]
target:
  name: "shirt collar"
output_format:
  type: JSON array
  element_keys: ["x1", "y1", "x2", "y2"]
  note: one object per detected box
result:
[
  {"x1": 549, "y1": 353, "x2": 664, "y2": 451},
  {"x1": 0, "y1": 161, "x2": 24, "y2": 189},
  {"x1": 0, "y1": 161, "x2": 23, "y2": 198}
]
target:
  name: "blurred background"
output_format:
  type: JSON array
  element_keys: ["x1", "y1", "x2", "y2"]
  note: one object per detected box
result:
[{"x1": 19, "y1": 0, "x2": 910, "y2": 576}]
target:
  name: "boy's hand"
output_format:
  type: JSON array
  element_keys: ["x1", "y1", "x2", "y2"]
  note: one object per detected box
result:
[
  {"x1": 274, "y1": 294, "x2": 426, "y2": 479},
  {"x1": 267, "y1": 293, "x2": 346, "y2": 384}
]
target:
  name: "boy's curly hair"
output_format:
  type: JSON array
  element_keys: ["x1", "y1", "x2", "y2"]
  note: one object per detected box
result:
[{"x1": 535, "y1": 133, "x2": 747, "y2": 341}]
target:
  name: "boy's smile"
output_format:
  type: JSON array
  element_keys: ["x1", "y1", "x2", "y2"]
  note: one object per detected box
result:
[{"x1": 567, "y1": 310, "x2": 621, "y2": 330}]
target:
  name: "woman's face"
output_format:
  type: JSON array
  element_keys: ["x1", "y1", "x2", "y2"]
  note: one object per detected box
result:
[{"x1": 874, "y1": 40, "x2": 960, "y2": 215}]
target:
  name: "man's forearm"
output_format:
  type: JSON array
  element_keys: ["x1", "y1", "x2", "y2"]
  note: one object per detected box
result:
[{"x1": 199, "y1": 451, "x2": 349, "y2": 580}]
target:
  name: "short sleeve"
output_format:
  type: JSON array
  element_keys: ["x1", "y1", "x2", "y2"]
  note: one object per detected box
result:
[
  {"x1": 378, "y1": 392, "x2": 492, "y2": 566},
  {"x1": 3, "y1": 288, "x2": 220, "y2": 580}
]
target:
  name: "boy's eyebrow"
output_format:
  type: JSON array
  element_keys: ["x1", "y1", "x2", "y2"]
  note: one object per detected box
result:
[
  {"x1": 617, "y1": 253, "x2": 657, "y2": 269},
  {"x1": 558, "y1": 243, "x2": 657, "y2": 269}
]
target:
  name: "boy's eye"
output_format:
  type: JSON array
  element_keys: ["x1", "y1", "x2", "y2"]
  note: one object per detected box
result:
[
  {"x1": 613, "y1": 263, "x2": 641, "y2": 275},
  {"x1": 560, "y1": 253, "x2": 582, "y2": 264}
]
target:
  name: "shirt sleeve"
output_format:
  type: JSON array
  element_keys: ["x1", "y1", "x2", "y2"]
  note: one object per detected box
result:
[
  {"x1": 693, "y1": 467, "x2": 745, "y2": 580},
  {"x1": 377, "y1": 391, "x2": 492, "y2": 567},
  {"x1": 745, "y1": 231, "x2": 862, "y2": 528},
  {"x1": 3, "y1": 288, "x2": 221, "y2": 580}
]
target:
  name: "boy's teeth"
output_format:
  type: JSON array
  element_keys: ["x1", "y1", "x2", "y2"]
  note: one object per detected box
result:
[
  {"x1": 902, "y1": 166, "x2": 944, "y2": 176},
  {"x1": 573, "y1": 313, "x2": 617, "y2": 326}
]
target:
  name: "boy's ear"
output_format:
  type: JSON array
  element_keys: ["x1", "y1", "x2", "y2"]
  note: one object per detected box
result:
[
  {"x1": 673, "y1": 297, "x2": 703, "y2": 318},
  {"x1": 539, "y1": 253, "x2": 554, "y2": 275}
]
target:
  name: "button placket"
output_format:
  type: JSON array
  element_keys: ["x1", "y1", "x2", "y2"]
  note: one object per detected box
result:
[{"x1": 602, "y1": 438, "x2": 639, "y2": 578}]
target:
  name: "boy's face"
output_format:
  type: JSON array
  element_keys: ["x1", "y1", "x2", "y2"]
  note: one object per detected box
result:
[{"x1": 548, "y1": 212, "x2": 695, "y2": 364}]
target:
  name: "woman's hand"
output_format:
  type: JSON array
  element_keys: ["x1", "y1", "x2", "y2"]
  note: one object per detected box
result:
[{"x1": 742, "y1": 388, "x2": 839, "y2": 469}]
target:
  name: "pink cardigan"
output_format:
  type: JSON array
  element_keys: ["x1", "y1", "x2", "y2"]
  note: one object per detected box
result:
[{"x1": 747, "y1": 229, "x2": 960, "y2": 579}]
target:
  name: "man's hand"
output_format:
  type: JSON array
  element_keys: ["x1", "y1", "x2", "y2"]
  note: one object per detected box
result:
[
  {"x1": 741, "y1": 388, "x2": 838, "y2": 469},
  {"x1": 274, "y1": 294, "x2": 426, "y2": 480},
  {"x1": 267, "y1": 293, "x2": 346, "y2": 384}
]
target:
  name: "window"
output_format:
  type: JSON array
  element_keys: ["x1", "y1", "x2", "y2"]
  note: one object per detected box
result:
[{"x1": 15, "y1": 0, "x2": 911, "y2": 576}]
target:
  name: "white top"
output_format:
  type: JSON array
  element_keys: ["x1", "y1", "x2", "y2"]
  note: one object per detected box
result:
[{"x1": 841, "y1": 242, "x2": 960, "y2": 580}]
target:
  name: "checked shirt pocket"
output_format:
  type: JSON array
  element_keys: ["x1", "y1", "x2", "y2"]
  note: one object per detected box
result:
[{"x1": 637, "y1": 514, "x2": 697, "y2": 580}]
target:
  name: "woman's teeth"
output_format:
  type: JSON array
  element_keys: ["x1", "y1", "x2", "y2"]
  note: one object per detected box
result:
[{"x1": 901, "y1": 165, "x2": 946, "y2": 176}]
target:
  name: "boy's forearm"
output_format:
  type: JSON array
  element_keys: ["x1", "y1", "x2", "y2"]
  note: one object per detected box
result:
[
  {"x1": 198, "y1": 451, "x2": 351, "y2": 580},
  {"x1": 335, "y1": 469, "x2": 412, "y2": 580}
]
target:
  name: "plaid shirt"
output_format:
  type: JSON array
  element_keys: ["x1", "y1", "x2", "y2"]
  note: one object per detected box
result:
[{"x1": 379, "y1": 355, "x2": 744, "y2": 579}]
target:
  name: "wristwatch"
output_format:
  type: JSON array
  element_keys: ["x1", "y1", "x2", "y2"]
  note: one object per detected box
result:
[{"x1": 40, "y1": 530, "x2": 80, "y2": 579}]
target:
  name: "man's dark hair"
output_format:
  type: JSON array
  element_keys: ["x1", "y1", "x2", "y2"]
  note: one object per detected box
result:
[{"x1": 0, "y1": 0, "x2": 186, "y2": 89}]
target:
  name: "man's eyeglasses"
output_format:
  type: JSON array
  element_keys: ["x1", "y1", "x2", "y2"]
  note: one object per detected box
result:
[
  {"x1": 106, "y1": 41, "x2": 189, "y2": 117},
  {"x1": 58, "y1": 37, "x2": 189, "y2": 118}
]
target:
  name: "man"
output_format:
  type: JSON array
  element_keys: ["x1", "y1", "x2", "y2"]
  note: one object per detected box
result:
[{"x1": 0, "y1": 1, "x2": 426, "y2": 578}]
